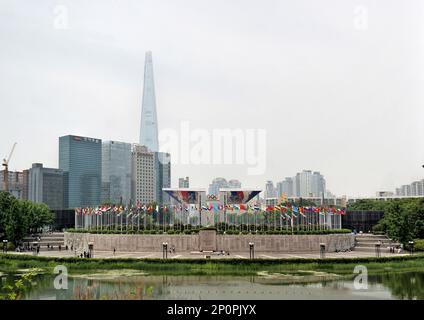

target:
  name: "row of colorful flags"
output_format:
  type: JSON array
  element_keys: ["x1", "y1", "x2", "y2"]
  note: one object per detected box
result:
[{"x1": 75, "y1": 204, "x2": 346, "y2": 216}]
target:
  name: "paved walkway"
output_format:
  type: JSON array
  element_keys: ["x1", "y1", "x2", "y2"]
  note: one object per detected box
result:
[{"x1": 6, "y1": 249, "x2": 410, "y2": 260}]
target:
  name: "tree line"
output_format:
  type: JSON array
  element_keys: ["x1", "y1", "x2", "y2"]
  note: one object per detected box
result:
[
  {"x1": 0, "y1": 191, "x2": 53, "y2": 245},
  {"x1": 348, "y1": 198, "x2": 424, "y2": 243}
]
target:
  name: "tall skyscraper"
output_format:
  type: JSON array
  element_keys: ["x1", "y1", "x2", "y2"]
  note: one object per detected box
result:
[
  {"x1": 140, "y1": 51, "x2": 159, "y2": 152},
  {"x1": 28, "y1": 163, "x2": 64, "y2": 210},
  {"x1": 101, "y1": 141, "x2": 132, "y2": 205},
  {"x1": 59, "y1": 135, "x2": 102, "y2": 209}
]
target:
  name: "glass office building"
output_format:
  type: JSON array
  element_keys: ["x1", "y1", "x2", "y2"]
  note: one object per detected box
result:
[
  {"x1": 154, "y1": 151, "x2": 171, "y2": 204},
  {"x1": 28, "y1": 163, "x2": 64, "y2": 210},
  {"x1": 59, "y1": 135, "x2": 102, "y2": 209},
  {"x1": 101, "y1": 141, "x2": 132, "y2": 205}
]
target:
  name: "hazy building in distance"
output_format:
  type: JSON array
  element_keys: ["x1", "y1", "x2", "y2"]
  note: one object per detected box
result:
[
  {"x1": 276, "y1": 181, "x2": 283, "y2": 198},
  {"x1": 376, "y1": 191, "x2": 394, "y2": 197},
  {"x1": 394, "y1": 179, "x2": 424, "y2": 197},
  {"x1": 179, "y1": 177, "x2": 190, "y2": 188},
  {"x1": 28, "y1": 163, "x2": 64, "y2": 210},
  {"x1": 22, "y1": 169, "x2": 29, "y2": 200},
  {"x1": 290, "y1": 170, "x2": 326, "y2": 198},
  {"x1": 311, "y1": 171, "x2": 326, "y2": 198},
  {"x1": 101, "y1": 141, "x2": 132, "y2": 205},
  {"x1": 411, "y1": 181, "x2": 424, "y2": 196},
  {"x1": 265, "y1": 180, "x2": 276, "y2": 198},
  {"x1": 208, "y1": 177, "x2": 228, "y2": 195},
  {"x1": 278, "y1": 177, "x2": 294, "y2": 197},
  {"x1": 139, "y1": 51, "x2": 159, "y2": 152},
  {"x1": 297, "y1": 170, "x2": 313, "y2": 197},
  {"x1": 59, "y1": 135, "x2": 102, "y2": 208},
  {"x1": 401, "y1": 184, "x2": 411, "y2": 196},
  {"x1": 131, "y1": 145, "x2": 155, "y2": 204},
  {"x1": 228, "y1": 179, "x2": 241, "y2": 188},
  {"x1": 0, "y1": 170, "x2": 24, "y2": 199}
]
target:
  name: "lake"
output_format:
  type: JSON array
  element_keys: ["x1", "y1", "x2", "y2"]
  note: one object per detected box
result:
[{"x1": 6, "y1": 270, "x2": 422, "y2": 300}]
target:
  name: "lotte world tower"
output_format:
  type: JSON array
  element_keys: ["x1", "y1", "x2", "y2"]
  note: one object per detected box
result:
[{"x1": 139, "y1": 51, "x2": 159, "y2": 152}]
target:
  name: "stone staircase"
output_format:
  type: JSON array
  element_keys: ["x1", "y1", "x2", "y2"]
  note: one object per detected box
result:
[
  {"x1": 22, "y1": 232, "x2": 65, "y2": 251},
  {"x1": 353, "y1": 233, "x2": 400, "y2": 253}
]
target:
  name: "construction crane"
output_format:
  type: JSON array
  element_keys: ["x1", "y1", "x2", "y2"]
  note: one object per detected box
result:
[{"x1": 2, "y1": 142, "x2": 17, "y2": 193}]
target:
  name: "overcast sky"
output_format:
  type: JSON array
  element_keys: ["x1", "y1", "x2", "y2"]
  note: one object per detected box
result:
[{"x1": 1, "y1": 0, "x2": 424, "y2": 197}]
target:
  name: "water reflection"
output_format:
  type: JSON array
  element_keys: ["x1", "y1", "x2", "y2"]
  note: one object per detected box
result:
[{"x1": 6, "y1": 271, "x2": 423, "y2": 300}]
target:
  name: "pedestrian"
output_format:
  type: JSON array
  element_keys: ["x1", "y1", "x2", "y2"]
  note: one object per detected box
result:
[{"x1": 113, "y1": 248, "x2": 116, "y2": 255}]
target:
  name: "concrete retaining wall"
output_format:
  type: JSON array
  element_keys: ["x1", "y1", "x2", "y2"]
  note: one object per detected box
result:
[{"x1": 64, "y1": 232, "x2": 355, "y2": 253}]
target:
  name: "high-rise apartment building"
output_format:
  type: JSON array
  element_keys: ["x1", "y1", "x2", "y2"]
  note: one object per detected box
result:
[
  {"x1": 394, "y1": 179, "x2": 424, "y2": 197},
  {"x1": 311, "y1": 171, "x2": 326, "y2": 198},
  {"x1": 59, "y1": 135, "x2": 102, "y2": 208},
  {"x1": 278, "y1": 177, "x2": 294, "y2": 197}
]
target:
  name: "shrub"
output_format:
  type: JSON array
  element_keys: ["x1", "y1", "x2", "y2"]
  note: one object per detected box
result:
[
  {"x1": 414, "y1": 239, "x2": 424, "y2": 252},
  {"x1": 372, "y1": 223, "x2": 385, "y2": 233}
]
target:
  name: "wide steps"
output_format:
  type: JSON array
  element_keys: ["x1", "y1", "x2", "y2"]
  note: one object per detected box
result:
[
  {"x1": 353, "y1": 246, "x2": 391, "y2": 253},
  {"x1": 355, "y1": 237, "x2": 392, "y2": 243},
  {"x1": 355, "y1": 235, "x2": 388, "y2": 239},
  {"x1": 22, "y1": 233, "x2": 64, "y2": 247},
  {"x1": 355, "y1": 242, "x2": 400, "y2": 248}
]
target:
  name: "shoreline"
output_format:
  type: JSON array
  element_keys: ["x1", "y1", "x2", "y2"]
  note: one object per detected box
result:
[{"x1": 1, "y1": 253, "x2": 424, "y2": 276}]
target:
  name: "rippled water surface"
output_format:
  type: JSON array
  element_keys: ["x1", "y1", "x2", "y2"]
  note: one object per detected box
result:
[{"x1": 6, "y1": 271, "x2": 422, "y2": 300}]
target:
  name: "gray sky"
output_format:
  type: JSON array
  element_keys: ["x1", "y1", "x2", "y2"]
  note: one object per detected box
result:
[{"x1": 1, "y1": 0, "x2": 424, "y2": 197}]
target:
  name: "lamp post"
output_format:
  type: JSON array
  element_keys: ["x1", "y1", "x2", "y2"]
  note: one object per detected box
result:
[
  {"x1": 320, "y1": 243, "x2": 326, "y2": 259},
  {"x1": 162, "y1": 242, "x2": 168, "y2": 259},
  {"x1": 88, "y1": 242, "x2": 94, "y2": 258},
  {"x1": 249, "y1": 242, "x2": 255, "y2": 259},
  {"x1": 2, "y1": 240, "x2": 7, "y2": 253},
  {"x1": 408, "y1": 241, "x2": 414, "y2": 255},
  {"x1": 375, "y1": 242, "x2": 381, "y2": 258}
]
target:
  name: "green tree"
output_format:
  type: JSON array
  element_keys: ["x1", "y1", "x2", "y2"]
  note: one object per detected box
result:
[{"x1": 0, "y1": 191, "x2": 53, "y2": 244}]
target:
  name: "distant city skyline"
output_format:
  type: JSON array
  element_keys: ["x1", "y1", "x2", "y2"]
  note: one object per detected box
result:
[{"x1": 1, "y1": 1, "x2": 424, "y2": 197}]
